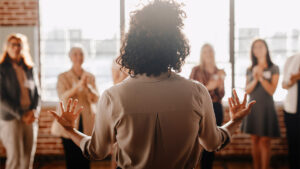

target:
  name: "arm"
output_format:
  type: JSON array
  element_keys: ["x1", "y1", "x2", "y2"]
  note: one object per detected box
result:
[
  {"x1": 245, "y1": 69, "x2": 258, "y2": 94},
  {"x1": 206, "y1": 80, "x2": 219, "y2": 91},
  {"x1": 86, "y1": 75, "x2": 99, "y2": 103},
  {"x1": 190, "y1": 67, "x2": 219, "y2": 91},
  {"x1": 198, "y1": 87, "x2": 229, "y2": 151},
  {"x1": 259, "y1": 74, "x2": 279, "y2": 96},
  {"x1": 50, "y1": 91, "x2": 114, "y2": 160},
  {"x1": 282, "y1": 80, "x2": 295, "y2": 89},
  {"x1": 0, "y1": 70, "x2": 22, "y2": 119},
  {"x1": 283, "y1": 71, "x2": 300, "y2": 89},
  {"x1": 30, "y1": 67, "x2": 41, "y2": 117},
  {"x1": 22, "y1": 68, "x2": 42, "y2": 124},
  {"x1": 189, "y1": 67, "x2": 197, "y2": 80},
  {"x1": 198, "y1": 86, "x2": 255, "y2": 152},
  {"x1": 57, "y1": 74, "x2": 81, "y2": 101}
]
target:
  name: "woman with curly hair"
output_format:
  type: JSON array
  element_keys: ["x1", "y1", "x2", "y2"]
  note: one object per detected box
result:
[{"x1": 50, "y1": 1, "x2": 255, "y2": 168}]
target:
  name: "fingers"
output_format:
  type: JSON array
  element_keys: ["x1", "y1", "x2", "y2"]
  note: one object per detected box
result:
[
  {"x1": 66, "y1": 98, "x2": 72, "y2": 112},
  {"x1": 74, "y1": 106, "x2": 83, "y2": 117},
  {"x1": 70, "y1": 99, "x2": 78, "y2": 114},
  {"x1": 246, "y1": 100, "x2": 256, "y2": 111},
  {"x1": 242, "y1": 93, "x2": 247, "y2": 106},
  {"x1": 228, "y1": 98, "x2": 233, "y2": 109},
  {"x1": 230, "y1": 97, "x2": 237, "y2": 107},
  {"x1": 60, "y1": 101, "x2": 65, "y2": 114},
  {"x1": 49, "y1": 111, "x2": 60, "y2": 120},
  {"x1": 232, "y1": 89, "x2": 240, "y2": 105}
]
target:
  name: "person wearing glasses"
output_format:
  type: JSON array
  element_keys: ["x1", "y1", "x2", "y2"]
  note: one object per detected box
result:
[{"x1": 0, "y1": 33, "x2": 40, "y2": 169}]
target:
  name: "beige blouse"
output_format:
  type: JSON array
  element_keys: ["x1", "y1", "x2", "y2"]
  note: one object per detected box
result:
[
  {"x1": 12, "y1": 62, "x2": 31, "y2": 111},
  {"x1": 80, "y1": 72, "x2": 231, "y2": 169},
  {"x1": 51, "y1": 69, "x2": 99, "y2": 138}
]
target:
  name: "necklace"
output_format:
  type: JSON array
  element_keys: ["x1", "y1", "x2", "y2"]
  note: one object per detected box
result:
[{"x1": 71, "y1": 68, "x2": 82, "y2": 80}]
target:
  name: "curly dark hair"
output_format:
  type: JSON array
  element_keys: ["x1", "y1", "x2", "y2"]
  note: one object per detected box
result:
[{"x1": 117, "y1": 0, "x2": 190, "y2": 77}]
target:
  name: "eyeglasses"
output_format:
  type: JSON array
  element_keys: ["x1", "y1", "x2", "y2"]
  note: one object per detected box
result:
[{"x1": 9, "y1": 43, "x2": 22, "y2": 48}]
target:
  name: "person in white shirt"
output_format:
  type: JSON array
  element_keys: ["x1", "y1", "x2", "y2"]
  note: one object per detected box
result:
[{"x1": 282, "y1": 54, "x2": 300, "y2": 169}]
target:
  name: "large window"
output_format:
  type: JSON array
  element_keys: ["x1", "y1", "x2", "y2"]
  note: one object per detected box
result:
[
  {"x1": 235, "y1": 0, "x2": 300, "y2": 101},
  {"x1": 40, "y1": 0, "x2": 120, "y2": 101},
  {"x1": 126, "y1": 0, "x2": 232, "y2": 99},
  {"x1": 40, "y1": 0, "x2": 300, "y2": 103}
]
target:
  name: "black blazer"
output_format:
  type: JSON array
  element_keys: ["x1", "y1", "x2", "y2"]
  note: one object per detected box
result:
[{"x1": 0, "y1": 56, "x2": 40, "y2": 121}]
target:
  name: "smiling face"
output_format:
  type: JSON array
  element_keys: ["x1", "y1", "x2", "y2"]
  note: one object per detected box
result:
[
  {"x1": 69, "y1": 47, "x2": 84, "y2": 67},
  {"x1": 7, "y1": 38, "x2": 22, "y2": 60},
  {"x1": 200, "y1": 44, "x2": 215, "y2": 67},
  {"x1": 252, "y1": 40, "x2": 267, "y2": 61}
]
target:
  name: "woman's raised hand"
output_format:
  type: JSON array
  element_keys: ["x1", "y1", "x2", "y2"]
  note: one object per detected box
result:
[
  {"x1": 49, "y1": 98, "x2": 83, "y2": 130},
  {"x1": 228, "y1": 89, "x2": 256, "y2": 122}
]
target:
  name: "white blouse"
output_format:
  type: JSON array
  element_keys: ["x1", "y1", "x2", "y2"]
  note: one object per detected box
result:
[{"x1": 283, "y1": 54, "x2": 300, "y2": 114}]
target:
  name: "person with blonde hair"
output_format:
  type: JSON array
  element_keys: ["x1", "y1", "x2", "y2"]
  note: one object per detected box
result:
[
  {"x1": 51, "y1": 45, "x2": 99, "y2": 169},
  {"x1": 190, "y1": 43, "x2": 225, "y2": 169},
  {"x1": 0, "y1": 33, "x2": 40, "y2": 169}
]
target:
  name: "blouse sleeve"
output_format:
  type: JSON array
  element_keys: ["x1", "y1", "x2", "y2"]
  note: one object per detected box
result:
[
  {"x1": 271, "y1": 65, "x2": 280, "y2": 75},
  {"x1": 196, "y1": 83, "x2": 231, "y2": 152},
  {"x1": 80, "y1": 90, "x2": 114, "y2": 160},
  {"x1": 190, "y1": 66, "x2": 206, "y2": 84}
]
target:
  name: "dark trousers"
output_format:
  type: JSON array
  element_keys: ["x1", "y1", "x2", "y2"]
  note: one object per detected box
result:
[
  {"x1": 62, "y1": 116, "x2": 90, "y2": 169},
  {"x1": 284, "y1": 111, "x2": 300, "y2": 169},
  {"x1": 200, "y1": 102, "x2": 223, "y2": 169}
]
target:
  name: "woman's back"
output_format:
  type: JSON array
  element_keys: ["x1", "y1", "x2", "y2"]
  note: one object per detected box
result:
[{"x1": 85, "y1": 72, "x2": 230, "y2": 169}]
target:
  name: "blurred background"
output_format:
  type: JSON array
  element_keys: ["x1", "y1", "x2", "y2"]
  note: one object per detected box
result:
[{"x1": 1, "y1": 0, "x2": 300, "y2": 168}]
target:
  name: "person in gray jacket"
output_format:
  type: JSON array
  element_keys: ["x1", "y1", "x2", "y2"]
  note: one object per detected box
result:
[{"x1": 0, "y1": 33, "x2": 40, "y2": 169}]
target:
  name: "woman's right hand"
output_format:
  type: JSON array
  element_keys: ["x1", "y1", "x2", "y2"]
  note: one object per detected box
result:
[
  {"x1": 206, "y1": 79, "x2": 219, "y2": 90},
  {"x1": 50, "y1": 98, "x2": 83, "y2": 130},
  {"x1": 228, "y1": 89, "x2": 256, "y2": 122},
  {"x1": 252, "y1": 66, "x2": 263, "y2": 80}
]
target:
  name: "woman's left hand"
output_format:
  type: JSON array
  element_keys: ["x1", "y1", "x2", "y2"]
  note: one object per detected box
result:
[
  {"x1": 50, "y1": 98, "x2": 83, "y2": 130},
  {"x1": 228, "y1": 89, "x2": 256, "y2": 122}
]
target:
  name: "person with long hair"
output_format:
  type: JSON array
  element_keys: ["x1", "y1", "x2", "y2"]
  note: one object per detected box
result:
[
  {"x1": 50, "y1": 1, "x2": 255, "y2": 168},
  {"x1": 0, "y1": 33, "x2": 40, "y2": 169},
  {"x1": 241, "y1": 39, "x2": 280, "y2": 169},
  {"x1": 51, "y1": 46, "x2": 99, "y2": 169},
  {"x1": 190, "y1": 43, "x2": 225, "y2": 169}
]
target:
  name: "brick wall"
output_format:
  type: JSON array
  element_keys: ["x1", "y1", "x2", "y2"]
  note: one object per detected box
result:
[
  {"x1": 0, "y1": 0, "x2": 38, "y2": 26},
  {"x1": 0, "y1": 105, "x2": 288, "y2": 157},
  {"x1": 217, "y1": 106, "x2": 288, "y2": 156}
]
